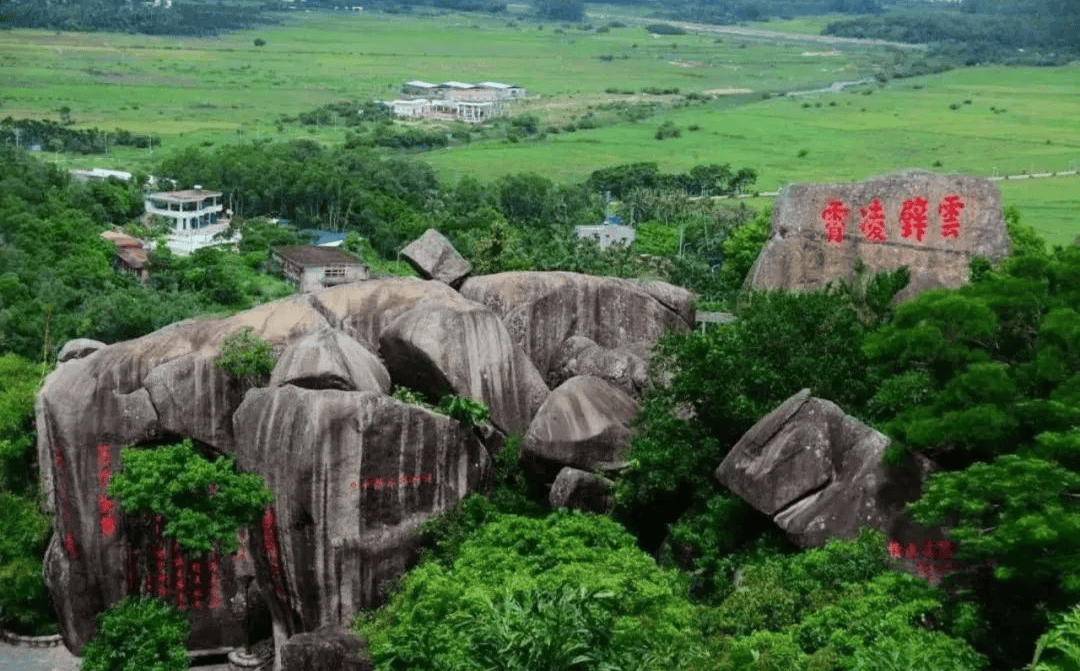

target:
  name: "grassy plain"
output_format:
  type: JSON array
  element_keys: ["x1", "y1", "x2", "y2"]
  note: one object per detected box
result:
[{"x1": 1, "y1": 8, "x2": 1076, "y2": 244}]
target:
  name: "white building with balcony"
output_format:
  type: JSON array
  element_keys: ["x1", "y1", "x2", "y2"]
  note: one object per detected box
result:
[{"x1": 145, "y1": 189, "x2": 224, "y2": 233}]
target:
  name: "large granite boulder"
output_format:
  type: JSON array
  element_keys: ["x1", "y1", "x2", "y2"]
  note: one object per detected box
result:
[
  {"x1": 548, "y1": 467, "x2": 615, "y2": 514},
  {"x1": 378, "y1": 298, "x2": 548, "y2": 436},
  {"x1": 270, "y1": 329, "x2": 390, "y2": 393},
  {"x1": 400, "y1": 228, "x2": 472, "y2": 288},
  {"x1": 716, "y1": 389, "x2": 934, "y2": 548},
  {"x1": 57, "y1": 338, "x2": 107, "y2": 363},
  {"x1": 550, "y1": 336, "x2": 648, "y2": 396},
  {"x1": 748, "y1": 170, "x2": 1010, "y2": 301},
  {"x1": 459, "y1": 272, "x2": 694, "y2": 380},
  {"x1": 522, "y1": 376, "x2": 638, "y2": 478},
  {"x1": 233, "y1": 386, "x2": 490, "y2": 654},
  {"x1": 281, "y1": 625, "x2": 372, "y2": 671},
  {"x1": 306, "y1": 278, "x2": 462, "y2": 352}
]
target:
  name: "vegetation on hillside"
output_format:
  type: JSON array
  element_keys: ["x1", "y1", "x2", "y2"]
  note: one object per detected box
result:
[{"x1": 0, "y1": 0, "x2": 281, "y2": 36}]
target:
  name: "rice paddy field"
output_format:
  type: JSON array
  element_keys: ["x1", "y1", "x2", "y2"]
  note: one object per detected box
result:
[{"x1": 1, "y1": 6, "x2": 1076, "y2": 244}]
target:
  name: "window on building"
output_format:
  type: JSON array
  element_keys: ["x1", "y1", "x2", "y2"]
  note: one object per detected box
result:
[{"x1": 324, "y1": 265, "x2": 346, "y2": 278}]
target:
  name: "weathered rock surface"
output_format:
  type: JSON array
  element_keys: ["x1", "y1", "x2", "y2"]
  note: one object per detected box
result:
[
  {"x1": 233, "y1": 386, "x2": 490, "y2": 640},
  {"x1": 716, "y1": 389, "x2": 933, "y2": 548},
  {"x1": 549, "y1": 467, "x2": 614, "y2": 514},
  {"x1": 281, "y1": 625, "x2": 372, "y2": 671},
  {"x1": 57, "y1": 338, "x2": 107, "y2": 363},
  {"x1": 379, "y1": 298, "x2": 548, "y2": 436},
  {"x1": 551, "y1": 336, "x2": 648, "y2": 396},
  {"x1": 400, "y1": 228, "x2": 472, "y2": 288},
  {"x1": 307, "y1": 278, "x2": 461, "y2": 352},
  {"x1": 522, "y1": 376, "x2": 638, "y2": 477},
  {"x1": 460, "y1": 272, "x2": 693, "y2": 380},
  {"x1": 748, "y1": 171, "x2": 1010, "y2": 301},
  {"x1": 145, "y1": 352, "x2": 243, "y2": 449},
  {"x1": 270, "y1": 329, "x2": 390, "y2": 393}
]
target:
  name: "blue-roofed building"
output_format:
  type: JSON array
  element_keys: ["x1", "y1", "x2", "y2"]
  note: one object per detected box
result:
[{"x1": 299, "y1": 230, "x2": 347, "y2": 248}]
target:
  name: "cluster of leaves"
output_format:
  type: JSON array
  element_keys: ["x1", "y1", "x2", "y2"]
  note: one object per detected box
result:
[
  {"x1": 355, "y1": 509, "x2": 703, "y2": 670},
  {"x1": 107, "y1": 439, "x2": 274, "y2": 557},
  {"x1": 79, "y1": 596, "x2": 190, "y2": 671},
  {"x1": 686, "y1": 529, "x2": 988, "y2": 671},
  {"x1": 213, "y1": 327, "x2": 278, "y2": 388}
]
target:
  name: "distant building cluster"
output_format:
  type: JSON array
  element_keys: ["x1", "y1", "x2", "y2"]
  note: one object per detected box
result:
[{"x1": 387, "y1": 80, "x2": 525, "y2": 124}]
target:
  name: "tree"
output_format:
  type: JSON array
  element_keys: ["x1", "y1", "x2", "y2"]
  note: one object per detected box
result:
[
  {"x1": 79, "y1": 596, "x2": 190, "y2": 671},
  {"x1": 107, "y1": 439, "x2": 274, "y2": 557}
]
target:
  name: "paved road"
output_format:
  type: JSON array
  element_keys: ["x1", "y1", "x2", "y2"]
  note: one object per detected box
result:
[
  {"x1": 585, "y1": 12, "x2": 927, "y2": 50},
  {"x1": 0, "y1": 640, "x2": 234, "y2": 671}
]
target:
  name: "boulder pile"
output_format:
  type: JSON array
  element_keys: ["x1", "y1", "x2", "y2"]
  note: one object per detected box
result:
[{"x1": 36, "y1": 235, "x2": 694, "y2": 665}]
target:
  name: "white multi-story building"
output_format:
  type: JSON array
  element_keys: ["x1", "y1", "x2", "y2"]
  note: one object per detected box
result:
[{"x1": 144, "y1": 189, "x2": 224, "y2": 233}]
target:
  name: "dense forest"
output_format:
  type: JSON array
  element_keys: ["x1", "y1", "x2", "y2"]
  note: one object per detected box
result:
[
  {"x1": 825, "y1": 0, "x2": 1080, "y2": 66},
  {"x1": 0, "y1": 0, "x2": 286, "y2": 35}
]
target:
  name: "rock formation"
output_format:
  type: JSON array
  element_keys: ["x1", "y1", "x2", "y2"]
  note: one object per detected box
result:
[
  {"x1": 548, "y1": 467, "x2": 615, "y2": 514},
  {"x1": 36, "y1": 264, "x2": 689, "y2": 662},
  {"x1": 57, "y1": 338, "x2": 106, "y2": 363},
  {"x1": 269, "y1": 329, "x2": 390, "y2": 393},
  {"x1": 400, "y1": 228, "x2": 472, "y2": 288},
  {"x1": 748, "y1": 170, "x2": 1010, "y2": 301},
  {"x1": 716, "y1": 389, "x2": 934, "y2": 548},
  {"x1": 460, "y1": 271, "x2": 694, "y2": 380},
  {"x1": 522, "y1": 376, "x2": 638, "y2": 480},
  {"x1": 550, "y1": 336, "x2": 648, "y2": 396},
  {"x1": 281, "y1": 625, "x2": 371, "y2": 671},
  {"x1": 233, "y1": 385, "x2": 490, "y2": 650}
]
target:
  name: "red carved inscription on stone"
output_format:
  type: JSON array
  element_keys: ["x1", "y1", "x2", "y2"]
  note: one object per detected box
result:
[
  {"x1": 938, "y1": 194, "x2": 964, "y2": 239},
  {"x1": 900, "y1": 197, "x2": 929, "y2": 242},
  {"x1": 821, "y1": 199, "x2": 851, "y2": 245},
  {"x1": 858, "y1": 198, "x2": 887, "y2": 242},
  {"x1": 262, "y1": 507, "x2": 287, "y2": 599}
]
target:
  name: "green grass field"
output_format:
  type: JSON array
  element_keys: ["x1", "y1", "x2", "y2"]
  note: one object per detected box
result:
[{"x1": 1, "y1": 8, "x2": 1076, "y2": 244}]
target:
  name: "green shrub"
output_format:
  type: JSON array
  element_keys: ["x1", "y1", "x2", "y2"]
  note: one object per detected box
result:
[
  {"x1": 79, "y1": 596, "x2": 190, "y2": 671},
  {"x1": 213, "y1": 326, "x2": 276, "y2": 387},
  {"x1": 108, "y1": 439, "x2": 274, "y2": 557},
  {"x1": 357, "y1": 510, "x2": 703, "y2": 670},
  {"x1": 437, "y1": 394, "x2": 490, "y2": 429}
]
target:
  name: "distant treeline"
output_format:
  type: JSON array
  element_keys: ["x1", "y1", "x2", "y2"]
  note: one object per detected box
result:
[
  {"x1": 0, "y1": 119, "x2": 160, "y2": 155},
  {"x1": 824, "y1": 1, "x2": 1079, "y2": 65},
  {"x1": 0, "y1": 0, "x2": 282, "y2": 36}
]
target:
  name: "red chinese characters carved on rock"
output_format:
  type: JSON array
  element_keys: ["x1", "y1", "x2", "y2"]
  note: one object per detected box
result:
[
  {"x1": 823, "y1": 195, "x2": 964, "y2": 244},
  {"x1": 900, "y1": 197, "x2": 929, "y2": 242},
  {"x1": 53, "y1": 444, "x2": 79, "y2": 560},
  {"x1": 261, "y1": 507, "x2": 288, "y2": 600},
  {"x1": 938, "y1": 194, "x2": 964, "y2": 239},
  {"x1": 821, "y1": 199, "x2": 851, "y2": 245},
  {"x1": 97, "y1": 443, "x2": 119, "y2": 539},
  {"x1": 858, "y1": 198, "x2": 887, "y2": 242},
  {"x1": 887, "y1": 538, "x2": 960, "y2": 578},
  {"x1": 359, "y1": 472, "x2": 434, "y2": 490}
]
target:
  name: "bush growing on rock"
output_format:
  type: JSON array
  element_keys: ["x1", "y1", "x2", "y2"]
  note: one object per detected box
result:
[
  {"x1": 214, "y1": 326, "x2": 277, "y2": 388},
  {"x1": 79, "y1": 596, "x2": 190, "y2": 671},
  {"x1": 107, "y1": 439, "x2": 274, "y2": 557}
]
